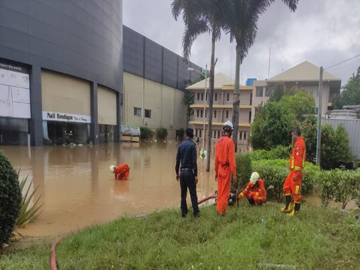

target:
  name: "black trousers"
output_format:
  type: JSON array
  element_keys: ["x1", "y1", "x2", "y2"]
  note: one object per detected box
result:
[{"x1": 180, "y1": 170, "x2": 199, "y2": 216}]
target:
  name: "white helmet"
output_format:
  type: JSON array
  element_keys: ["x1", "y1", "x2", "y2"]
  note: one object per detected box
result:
[
  {"x1": 110, "y1": 165, "x2": 116, "y2": 173},
  {"x1": 250, "y1": 172, "x2": 260, "y2": 184},
  {"x1": 223, "y1": 120, "x2": 234, "y2": 131}
]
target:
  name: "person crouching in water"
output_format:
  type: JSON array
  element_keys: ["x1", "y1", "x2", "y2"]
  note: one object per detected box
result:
[
  {"x1": 215, "y1": 121, "x2": 237, "y2": 216},
  {"x1": 238, "y1": 172, "x2": 267, "y2": 206},
  {"x1": 110, "y1": 164, "x2": 130, "y2": 180}
]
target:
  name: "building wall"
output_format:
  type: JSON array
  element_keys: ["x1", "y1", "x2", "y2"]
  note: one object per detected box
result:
[
  {"x1": 122, "y1": 72, "x2": 187, "y2": 139},
  {"x1": 123, "y1": 26, "x2": 202, "y2": 91},
  {"x1": 41, "y1": 70, "x2": 91, "y2": 116},
  {"x1": 98, "y1": 86, "x2": 117, "y2": 126},
  {"x1": 0, "y1": 0, "x2": 123, "y2": 145}
]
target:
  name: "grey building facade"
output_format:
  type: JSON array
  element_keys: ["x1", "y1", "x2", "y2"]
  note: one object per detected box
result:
[{"x1": 0, "y1": 0, "x2": 201, "y2": 146}]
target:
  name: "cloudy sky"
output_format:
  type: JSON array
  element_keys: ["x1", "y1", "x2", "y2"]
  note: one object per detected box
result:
[{"x1": 124, "y1": 0, "x2": 360, "y2": 85}]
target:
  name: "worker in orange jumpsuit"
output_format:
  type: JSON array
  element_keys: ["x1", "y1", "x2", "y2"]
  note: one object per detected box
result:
[
  {"x1": 281, "y1": 127, "x2": 306, "y2": 216},
  {"x1": 238, "y1": 172, "x2": 267, "y2": 206},
  {"x1": 110, "y1": 164, "x2": 130, "y2": 180},
  {"x1": 215, "y1": 121, "x2": 237, "y2": 215}
]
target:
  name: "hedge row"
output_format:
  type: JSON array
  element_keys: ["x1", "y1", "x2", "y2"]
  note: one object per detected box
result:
[{"x1": 236, "y1": 153, "x2": 360, "y2": 208}]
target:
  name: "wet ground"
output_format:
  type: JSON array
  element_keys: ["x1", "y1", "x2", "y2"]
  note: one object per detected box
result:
[{"x1": 1, "y1": 142, "x2": 218, "y2": 237}]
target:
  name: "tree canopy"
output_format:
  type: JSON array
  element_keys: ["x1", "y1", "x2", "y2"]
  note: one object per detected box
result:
[
  {"x1": 251, "y1": 90, "x2": 315, "y2": 150},
  {"x1": 333, "y1": 66, "x2": 360, "y2": 109}
]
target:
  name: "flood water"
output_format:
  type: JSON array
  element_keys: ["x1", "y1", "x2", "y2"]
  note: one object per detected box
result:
[{"x1": 1, "y1": 142, "x2": 218, "y2": 237}]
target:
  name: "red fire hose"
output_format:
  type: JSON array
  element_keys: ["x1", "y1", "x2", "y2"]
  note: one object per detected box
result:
[
  {"x1": 50, "y1": 236, "x2": 67, "y2": 270},
  {"x1": 197, "y1": 194, "x2": 216, "y2": 205}
]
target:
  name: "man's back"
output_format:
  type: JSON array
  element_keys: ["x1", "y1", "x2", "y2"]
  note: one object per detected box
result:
[{"x1": 176, "y1": 139, "x2": 197, "y2": 173}]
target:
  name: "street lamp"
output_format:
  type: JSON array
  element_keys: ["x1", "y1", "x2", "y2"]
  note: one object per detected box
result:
[{"x1": 187, "y1": 65, "x2": 208, "y2": 157}]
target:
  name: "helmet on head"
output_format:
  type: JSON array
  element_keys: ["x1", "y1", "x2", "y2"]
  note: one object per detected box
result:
[
  {"x1": 250, "y1": 172, "x2": 260, "y2": 184},
  {"x1": 223, "y1": 120, "x2": 234, "y2": 131},
  {"x1": 110, "y1": 165, "x2": 116, "y2": 173}
]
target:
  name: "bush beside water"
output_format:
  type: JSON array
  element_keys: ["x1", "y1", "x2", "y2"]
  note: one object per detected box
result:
[
  {"x1": 156, "y1": 127, "x2": 168, "y2": 140},
  {"x1": 140, "y1": 127, "x2": 154, "y2": 140},
  {"x1": 0, "y1": 151, "x2": 21, "y2": 246}
]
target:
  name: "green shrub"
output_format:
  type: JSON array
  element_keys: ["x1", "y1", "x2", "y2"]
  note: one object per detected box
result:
[
  {"x1": 249, "y1": 145, "x2": 291, "y2": 161},
  {"x1": 0, "y1": 151, "x2": 21, "y2": 245},
  {"x1": 235, "y1": 153, "x2": 253, "y2": 191},
  {"x1": 319, "y1": 170, "x2": 341, "y2": 207},
  {"x1": 333, "y1": 169, "x2": 360, "y2": 209},
  {"x1": 140, "y1": 127, "x2": 154, "y2": 140},
  {"x1": 156, "y1": 127, "x2": 168, "y2": 140},
  {"x1": 252, "y1": 159, "x2": 319, "y2": 202}
]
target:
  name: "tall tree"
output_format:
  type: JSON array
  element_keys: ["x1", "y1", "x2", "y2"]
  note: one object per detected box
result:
[
  {"x1": 333, "y1": 66, "x2": 360, "y2": 109},
  {"x1": 172, "y1": 0, "x2": 221, "y2": 171},
  {"x1": 219, "y1": 0, "x2": 299, "y2": 150}
]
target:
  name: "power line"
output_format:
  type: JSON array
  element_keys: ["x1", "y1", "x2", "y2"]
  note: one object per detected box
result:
[{"x1": 324, "y1": 53, "x2": 360, "y2": 70}]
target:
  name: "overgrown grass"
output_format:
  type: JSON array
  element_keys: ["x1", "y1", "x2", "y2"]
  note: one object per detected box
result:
[{"x1": 1, "y1": 203, "x2": 360, "y2": 270}]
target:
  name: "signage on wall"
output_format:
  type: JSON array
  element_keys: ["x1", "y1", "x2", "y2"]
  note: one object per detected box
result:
[
  {"x1": 43, "y1": 111, "x2": 91, "y2": 124},
  {"x1": 0, "y1": 62, "x2": 31, "y2": 119}
]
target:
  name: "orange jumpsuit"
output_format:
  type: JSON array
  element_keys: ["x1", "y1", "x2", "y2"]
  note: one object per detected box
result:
[
  {"x1": 215, "y1": 136, "x2": 236, "y2": 215},
  {"x1": 115, "y1": 164, "x2": 130, "y2": 180},
  {"x1": 283, "y1": 137, "x2": 306, "y2": 203},
  {"x1": 239, "y1": 179, "x2": 267, "y2": 205}
]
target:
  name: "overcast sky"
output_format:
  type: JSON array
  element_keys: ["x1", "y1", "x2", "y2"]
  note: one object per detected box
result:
[{"x1": 124, "y1": 0, "x2": 360, "y2": 86}]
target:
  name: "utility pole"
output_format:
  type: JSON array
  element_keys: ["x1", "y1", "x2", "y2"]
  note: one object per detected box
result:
[{"x1": 316, "y1": 66, "x2": 323, "y2": 167}]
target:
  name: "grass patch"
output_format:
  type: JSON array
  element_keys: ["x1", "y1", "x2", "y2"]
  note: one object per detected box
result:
[{"x1": 1, "y1": 203, "x2": 360, "y2": 269}]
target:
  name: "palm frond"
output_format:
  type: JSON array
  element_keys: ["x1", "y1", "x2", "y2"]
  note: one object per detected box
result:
[{"x1": 16, "y1": 172, "x2": 43, "y2": 228}]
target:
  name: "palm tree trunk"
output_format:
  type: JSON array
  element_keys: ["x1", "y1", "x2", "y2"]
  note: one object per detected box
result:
[
  {"x1": 232, "y1": 45, "x2": 241, "y2": 152},
  {"x1": 206, "y1": 31, "x2": 216, "y2": 172}
]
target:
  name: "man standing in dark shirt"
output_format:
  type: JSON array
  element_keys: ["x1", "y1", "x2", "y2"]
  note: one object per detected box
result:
[{"x1": 175, "y1": 128, "x2": 199, "y2": 218}]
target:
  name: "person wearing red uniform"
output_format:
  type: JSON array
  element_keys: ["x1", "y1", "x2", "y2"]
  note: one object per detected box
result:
[
  {"x1": 238, "y1": 172, "x2": 266, "y2": 206},
  {"x1": 110, "y1": 164, "x2": 130, "y2": 180},
  {"x1": 281, "y1": 127, "x2": 306, "y2": 216},
  {"x1": 215, "y1": 121, "x2": 237, "y2": 216}
]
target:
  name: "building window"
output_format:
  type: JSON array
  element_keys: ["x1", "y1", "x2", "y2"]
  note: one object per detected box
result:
[
  {"x1": 200, "y1": 110, "x2": 203, "y2": 118},
  {"x1": 249, "y1": 111, "x2": 252, "y2": 123},
  {"x1": 240, "y1": 132, "x2": 243, "y2": 141},
  {"x1": 214, "y1": 110, "x2": 217, "y2": 118},
  {"x1": 226, "y1": 110, "x2": 229, "y2": 119},
  {"x1": 244, "y1": 132, "x2": 247, "y2": 141},
  {"x1": 134, "y1": 107, "x2": 141, "y2": 117},
  {"x1": 226, "y1": 93, "x2": 230, "y2": 101},
  {"x1": 196, "y1": 110, "x2": 200, "y2": 117},
  {"x1": 145, "y1": 109, "x2": 151, "y2": 118},
  {"x1": 256, "y1": 87, "x2": 263, "y2": 97},
  {"x1": 206, "y1": 93, "x2": 208, "y2": 100},
  {"x1": 215, "y1": 93, "x2": 218, "y2": 101},
  {"x1": 197, "y1": 93, "x2": 200, "y2": 101},
  {"x1": 218, "y1": 130, "x2": 221, "y2": 138},
  {"x1": 265, "y1": 87, "x2": 272, "y2": 97},
  {"x1": 205, "y1": 109, "x2": 207, "y2": 118},
  {"x1": 250, "y1": 93, "x2": 253, "y2": 105},
  {"x1": 201, "y1": 93, "x2": 204, "y2": 100}
]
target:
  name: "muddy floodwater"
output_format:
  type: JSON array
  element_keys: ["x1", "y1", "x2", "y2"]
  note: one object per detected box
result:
[{"x1": 1, "y1": 142, "x2": 218, "y2": 237}]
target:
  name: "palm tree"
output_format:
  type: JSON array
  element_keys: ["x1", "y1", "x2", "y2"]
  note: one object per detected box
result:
[
  {"x1": 219, "y1": 0, "x2": 299, "y2": 151},
  {"x1": 172, "y1": 0, "x2": 221, "y2": 172}
]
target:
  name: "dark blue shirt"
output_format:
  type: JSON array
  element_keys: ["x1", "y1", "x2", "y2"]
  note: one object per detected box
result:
[{"x1": 175, "y1": 138, "x2": 198, "y2": 177}]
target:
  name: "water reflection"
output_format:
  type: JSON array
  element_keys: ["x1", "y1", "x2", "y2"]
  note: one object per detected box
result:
[{"x1": 0, "y1": 143, "x2": 217, "y2": 237}]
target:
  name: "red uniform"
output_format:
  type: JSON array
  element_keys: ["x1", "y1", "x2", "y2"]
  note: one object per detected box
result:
[
  {"x1": 283, "y1": 137, "x2": 306, "y2": 203},
  {"x1": 239, "y1": 179, "x2": 267, "y2": 205},
  {"x1": 215, "y1": 136, "x2": 236, "y2": 215},
  {"x1": 115, "y1": 164, "x2": 130, "y2": 180}
]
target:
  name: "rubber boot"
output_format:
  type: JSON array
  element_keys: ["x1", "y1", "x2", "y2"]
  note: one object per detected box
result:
[
  {"x1": 287, "y1": 202, "x2": 300, "y2": 217},
  {"x1": 281, "y1": 195, "x2": 293, "y2": 213}
]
